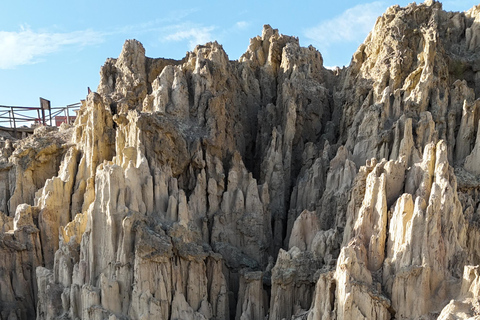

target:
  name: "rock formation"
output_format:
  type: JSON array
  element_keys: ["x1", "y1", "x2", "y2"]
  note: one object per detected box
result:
[{"x1": 1, "y1": 1, "x2": 480, "y2": 319}]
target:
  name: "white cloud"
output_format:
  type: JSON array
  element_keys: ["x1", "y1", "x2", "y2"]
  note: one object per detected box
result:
[
  {"x1": 115, "y1": 8, "x2": 200, "y2": 35},
  {"x1": 0, "y1": 27, "x2": 104, "y2": 69},
  {"x1": 304, "y1": 2, "x2": 386, "y2": 47},
  {"x1": 235, "y1": 21, "x2": 250, "y2": 30},
  {"x1": 164, "y1": 25, "x2": 215, "y2": 49}
]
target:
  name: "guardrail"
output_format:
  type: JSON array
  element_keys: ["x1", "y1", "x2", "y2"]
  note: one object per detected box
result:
[{"x1": 0, "y1": 98, "x2": 80, "y2": 133}]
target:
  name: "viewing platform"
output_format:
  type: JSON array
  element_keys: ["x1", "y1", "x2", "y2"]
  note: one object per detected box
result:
[{"x1": 0, "y1": 98, "x2": 80, "y2": 138}]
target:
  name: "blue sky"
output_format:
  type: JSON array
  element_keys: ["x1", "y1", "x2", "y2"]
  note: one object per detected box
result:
[{"x1": 0, "y1": 0, "x2": 477, "y2": 108}]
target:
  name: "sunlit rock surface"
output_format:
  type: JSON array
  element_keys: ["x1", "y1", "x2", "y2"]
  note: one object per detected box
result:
[{"x1": 1, "y1": 1, "x2": 480, "y2": 319}]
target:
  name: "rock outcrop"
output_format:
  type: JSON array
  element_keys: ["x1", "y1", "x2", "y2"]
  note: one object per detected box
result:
[{"x1": 1, "y1": 1, "x2": 480, "y2": 319}]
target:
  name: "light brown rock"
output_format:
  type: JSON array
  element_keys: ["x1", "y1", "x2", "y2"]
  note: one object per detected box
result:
[{"x1": 1, "y1": 2, "x2": 480, "y2": 319}]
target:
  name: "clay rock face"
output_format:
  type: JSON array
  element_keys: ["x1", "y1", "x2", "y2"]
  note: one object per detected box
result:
[
  {"x1": 2, "y1": 2, "x2": 480, "y2": 320},
  {"x1": 0, "y1": 127, "x2": 71, "y2": 319},
  {"x1": 8, "y1": 127, "x2": 71, "y2": 215}
]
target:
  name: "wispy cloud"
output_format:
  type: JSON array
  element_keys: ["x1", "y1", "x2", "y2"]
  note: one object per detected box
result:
[
  {"x1": 114, "y1": 8, "x2": 200, "y2": 35},
  {"x1": 0, "y1": 12, "x2": 248, "y2": 69},
  {"x1": 235, "y1": 21, "x2": 250, "y2": 30},
  {"x1": 304, "y1": 2, "x2": 386, "y2": 47},
  {"x1": 157, "y1": 20, "x2": 252, "y2": 57},
  {"x1": 0, "y1": 26, "x2": 104, "y2": 69},
  {"x1": 163, "y1": 24, "x2": 216, "y2": 49}
]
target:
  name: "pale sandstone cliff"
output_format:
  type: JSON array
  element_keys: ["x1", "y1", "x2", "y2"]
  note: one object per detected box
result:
[{"x1": 1, "y1": 1, "x2": 480, "y2": 319}]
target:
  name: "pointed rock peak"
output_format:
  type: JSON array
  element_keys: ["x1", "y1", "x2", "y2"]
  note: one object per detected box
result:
[
  {"x1": 86, "y1": 91, "x2": 102, "y2": 105},
  {"x1": 262, "y1": 24, "x2": 279, "y2": 41},
  {"x1": 120, "y1": 39, "x2": 145, "y2": 57},
  {"x1": 466, "y1": 4, "x2": 480, "y2": 15},
  {"x1": 193, "y1": 40, "x2": 228, "y2": 60},
  {"x1": 184, "y1": 40, "x2": 229, "y2": 72},
  {"x1": 117, "y1": 39, "x2": 146, "y2": 68},
  {"x1": 194, "y1": 40, "x2": 224, "y2": 52},
  {"x1": 240, "y1": 24, "x2": 299, "y2": 68},
  {"x1": 423, "y1": 0, "x2": 442, "y2": 9}
]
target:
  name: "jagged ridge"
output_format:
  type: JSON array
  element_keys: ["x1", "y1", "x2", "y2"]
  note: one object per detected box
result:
[{"x1": 0, "y1": 1, "x2": 480, "y2": 319}]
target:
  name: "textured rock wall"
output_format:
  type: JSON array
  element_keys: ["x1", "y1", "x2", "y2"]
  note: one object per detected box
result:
[{"x1": 1, "y1": 1, "x2": 480, "y2": 319}]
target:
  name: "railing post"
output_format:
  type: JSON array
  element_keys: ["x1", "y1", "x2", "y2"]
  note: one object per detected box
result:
[
  {"x1": 40, "y1": 98, "x2": 50, "y2": 126},
  {"x1": 66, "y1": 105, "x2": 70, "y2": 125},
  {"x1": 10, "y1": 107, "x2": 16, "y2": 131}
]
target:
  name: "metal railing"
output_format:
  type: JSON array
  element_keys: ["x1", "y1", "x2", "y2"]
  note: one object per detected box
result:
[{"x1": 0, "y1": 98, "x2": 80, "y2": 133}]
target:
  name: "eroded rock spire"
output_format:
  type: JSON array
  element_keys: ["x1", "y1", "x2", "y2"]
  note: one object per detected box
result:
[{"x1": 1, "y1": 2, "x2": 480, "y2": 319}]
